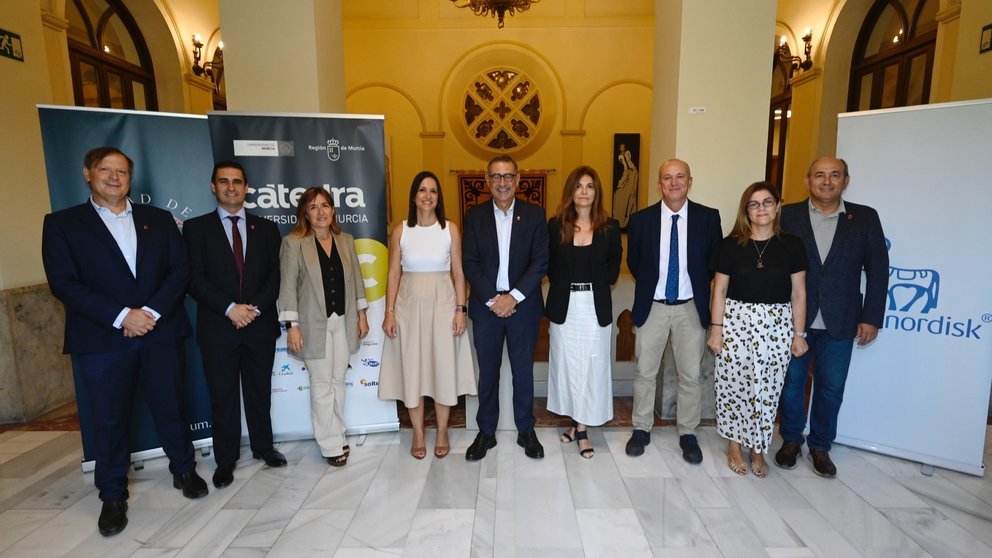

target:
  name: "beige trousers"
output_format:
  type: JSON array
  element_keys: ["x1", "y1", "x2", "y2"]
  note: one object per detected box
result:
[
  {"x1": 305, "y1": 313, "x2": 350, "y2": 457},
  {"x1": 633, "y1": 301, "x2": 705, "y2": 434}
]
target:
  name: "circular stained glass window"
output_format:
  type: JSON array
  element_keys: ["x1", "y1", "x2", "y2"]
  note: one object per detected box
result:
[{"x1": 462, "y1": 69, "x2": 542, "y2": 152}]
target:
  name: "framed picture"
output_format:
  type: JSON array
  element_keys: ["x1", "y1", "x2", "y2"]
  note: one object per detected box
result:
[
  {"x1": 981, "y1": 24, "x2": 992, "y2": 54},
  {"x1": 612, "y1": 133, "x2": 640, "y2": 231}
]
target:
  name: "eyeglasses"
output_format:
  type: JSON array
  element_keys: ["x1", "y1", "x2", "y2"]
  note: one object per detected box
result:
[
  {"x1": 746, "y1": 199, "x2": 777, "y2": 210},
  {"x1": 488, "y1": 173, "x2": 517, "y2": 183}
]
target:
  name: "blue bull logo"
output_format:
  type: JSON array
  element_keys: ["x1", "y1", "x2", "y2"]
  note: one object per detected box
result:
[
  {"x1": 886, "y1": 238, "x2": 939, "y2": 314},
  {"x1": 883, "y1": 238, "x2": 981, "y2": 339}
]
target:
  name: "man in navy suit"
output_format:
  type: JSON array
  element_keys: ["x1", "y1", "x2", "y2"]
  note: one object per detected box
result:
[
  {"x1": 462, "y1": 155, "x2": 549, "y2": 461},
  {"x1": 776, "y1": 157, "x2": 888, "y2": 477},
  {"x1": 625, "y1": 159, "x2": 722, "y2": 463},
  {"x1": 183, "y1": 161, "x2": 286, "y2": 490},
  {"x1": 41, "y1": 147, "x2": 207, "y2": 538}
]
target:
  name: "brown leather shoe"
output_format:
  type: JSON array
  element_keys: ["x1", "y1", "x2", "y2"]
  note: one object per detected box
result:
[
  {"x1": 774, "y1": 441, "x2": 802, "y2": 469},
  {"x1": 809, "y1": 449, "x2": 837, "y2": 478}
]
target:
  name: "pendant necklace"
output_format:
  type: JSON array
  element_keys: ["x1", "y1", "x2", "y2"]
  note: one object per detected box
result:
[{"x1": 752, "y1": 238, "x2": 772, "y2": 269}]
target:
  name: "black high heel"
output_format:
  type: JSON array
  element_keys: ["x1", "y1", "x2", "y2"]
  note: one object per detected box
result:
[
  {"x1": 560, "y1": 420, "x2": 578, "y2": 443},
  {"x1": 576, "y1": 429, "x2": 594, "y2": 459}
]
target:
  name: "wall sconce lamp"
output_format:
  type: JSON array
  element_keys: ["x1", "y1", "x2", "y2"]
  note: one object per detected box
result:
[
  {"x1": 779, "y1": 29, "x2": 813, "y2": 76},
  {"x1": 192, "y1": 34, "x2": 223, "y2": 83}
]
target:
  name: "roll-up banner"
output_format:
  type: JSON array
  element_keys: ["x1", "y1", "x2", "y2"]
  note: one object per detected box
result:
[
  {"x1": 207, "y1": 112, "x2": 397, "y2": 437},
  {"x1": 835, "y1": 99, "x2": 992, "y2": 476},
  {"x1": 37, "y1": 105, "x2": 217, "y2": 470}
]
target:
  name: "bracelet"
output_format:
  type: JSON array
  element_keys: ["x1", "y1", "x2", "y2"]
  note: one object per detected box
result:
[
  {"x1": 793, "y1": 330, "x2": 807, "y2": 338},
  {"x1": 455, "y1": 304, "x2": 467, "y2": 313},
  {"x1": 284, "y1": 321, "x2": 296, "y2": 330},
  {"x1": 385, "y1": 309, "x2": 395, "y2": 314},
  {"x1": 711, "y1": 323, "x2": 723, "y2": 327}
]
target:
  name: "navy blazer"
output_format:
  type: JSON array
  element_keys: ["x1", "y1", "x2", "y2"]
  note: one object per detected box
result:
[
  {"x1": 626, "y1": 200, "x2": 722, "y2": 328},
  {"x1": 462, "y1": 199, "x2": 548, "y2": 321},
  {"x1": 42, "y1": 202, "x2": 192, "y2": 354},
  {"x1": 545, "y1": 217, "x2": 622, "y2": 327},
  {"x1": 781, "y1": 200, "x2": 888, "y2": 339},
  {"x1": 183, "y1": 210, "x2": 282, "y2": 344}
]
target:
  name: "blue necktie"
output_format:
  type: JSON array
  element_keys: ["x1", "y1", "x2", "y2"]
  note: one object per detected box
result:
[{"x1": 665, "y1": 214, "x2": 679, "y2": 302}]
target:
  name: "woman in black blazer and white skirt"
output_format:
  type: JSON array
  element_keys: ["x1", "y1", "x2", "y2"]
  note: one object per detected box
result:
[{"x1": 546, "y1": 166, "x2": 622, "y2": 458}]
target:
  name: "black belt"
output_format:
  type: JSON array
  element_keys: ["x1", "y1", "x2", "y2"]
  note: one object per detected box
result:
[
  {"x1": 570, "y1": 283, "x2": 593, "y2": 292},
  {"x1": 654, "y1": 298, "x2": 692, "y2": 305},
  {"x1": 496, "y1": 290, "x2": 511, "y2": 295}
]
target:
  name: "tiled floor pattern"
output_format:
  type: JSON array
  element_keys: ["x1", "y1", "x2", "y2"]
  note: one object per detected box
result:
[{"x1": 1, "y1": 426, "x2": 991, "y2": 557}]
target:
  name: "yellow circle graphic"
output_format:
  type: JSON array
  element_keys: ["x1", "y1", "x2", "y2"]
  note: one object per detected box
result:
[{"x1": 354, "y1": 238, "x2": 388, "y2": 302}]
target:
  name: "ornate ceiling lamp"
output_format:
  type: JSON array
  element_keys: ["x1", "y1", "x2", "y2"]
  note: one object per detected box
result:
[{"x1": 450, "y1": 0, "x2": 539, "y2": 29}]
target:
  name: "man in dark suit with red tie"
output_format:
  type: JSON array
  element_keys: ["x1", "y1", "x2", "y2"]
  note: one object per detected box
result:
[
  {"x1": 183, "y1": 161, "x2": 286, "y2": 489},
  {"x1": 42, "y1": 147, "x2": 208, "y2": 538}
]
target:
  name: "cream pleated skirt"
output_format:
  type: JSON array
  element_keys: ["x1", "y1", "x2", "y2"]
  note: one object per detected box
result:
[{"x1": 378, "y1": 271, "x2": 477, "y2": 407}]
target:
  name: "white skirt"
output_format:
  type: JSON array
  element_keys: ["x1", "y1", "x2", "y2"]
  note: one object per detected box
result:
[{"x1": 546, "y1": 290, "x2": 614, "y2": 426}]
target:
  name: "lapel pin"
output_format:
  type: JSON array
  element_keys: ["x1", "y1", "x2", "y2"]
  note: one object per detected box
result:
[
  {"x1": 516, "y1": 215, "x2": 521, "y2": 221},
  {"x1": 143, "y1": 224, "x2": 150, "y2": 230},
  {"x1": 847, "y1": 213, "x2": 853, "y2": 220},
  {"x1": 250, "y1": 224, "x2": 255, "y2": 230}
]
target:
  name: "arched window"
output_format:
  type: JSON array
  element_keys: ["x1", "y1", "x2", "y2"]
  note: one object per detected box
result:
[
  {"x1": 848, "y1": 0, "x2": 937, "y2": 111},
  {"x1": 766, "y1": 45, "x2": 793, "y2": 191},
  {"x1": 66, "y1": 0, "x2": 157, "y2": 110}
]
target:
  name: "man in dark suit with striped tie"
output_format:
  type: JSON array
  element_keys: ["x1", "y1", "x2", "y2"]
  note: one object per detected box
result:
[{"x1": 184, "y1": 161, "x2": 286, "y2": 490}]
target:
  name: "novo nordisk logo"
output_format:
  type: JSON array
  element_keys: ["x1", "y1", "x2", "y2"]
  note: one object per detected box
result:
[{"x1": 883, "y1": 238, "x2": 982, "y2": 339}]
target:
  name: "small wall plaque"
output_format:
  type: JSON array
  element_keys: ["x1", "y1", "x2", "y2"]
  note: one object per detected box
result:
[{"x1": 981, "y1": 23, "x2": 992, "y2": 54}]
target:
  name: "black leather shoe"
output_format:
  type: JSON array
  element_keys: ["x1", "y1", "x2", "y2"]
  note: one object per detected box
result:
[
  {"x1": 97, "y1": 499, "x2": 128, "y2": 537},
  {"x1": 213, "y1": 463, "x2": 235, "y2": 488},
  {"x1": 809, "y1": 450, "x2": 837, "y2": 478},
  {"x1": 679, "y1": 434, "x2": 703, "y2": 464},
  {"x1": 173, "y1": 469, "x2": 209, "y2": 499},
  {"x1": 465, "y1": 432, "x2": 497, "y2": 461},
  {"x1": 775, "y1": 441, "x2": 802, "y2": 469},
  {"x1": 625, "y1": 429, "x2": 651, "y2": 456},
  {"x1": 253, "y1": 448, "x2": 288, "y2": 467},
  {"x1": 517, "y1": 430, "x2": 545, "y2": 459}
]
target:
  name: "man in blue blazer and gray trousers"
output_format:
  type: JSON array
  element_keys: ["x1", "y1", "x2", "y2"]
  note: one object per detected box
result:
[
  {"x1": 776, "y1": 156, "x2": 888, "y2": 478},
  {"x1": 42, "y1": 147, "x2": 208, "y2": 538},
  {"x1": 625, "y1": 159, "x2": 722, "y2": 463}
]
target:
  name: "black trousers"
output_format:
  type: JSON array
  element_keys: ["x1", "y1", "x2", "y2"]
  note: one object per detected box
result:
[{"x1": 200, "y1": 338, "x2": 277, "y2": 466}]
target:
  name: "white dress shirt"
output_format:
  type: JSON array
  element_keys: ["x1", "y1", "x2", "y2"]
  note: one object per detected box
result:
[{"x1": 654, "y1": 201, "x2": 694, "y2": 301}]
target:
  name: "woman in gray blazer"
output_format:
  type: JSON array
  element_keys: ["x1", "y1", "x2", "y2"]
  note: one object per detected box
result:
[{"x1": 279, "y1": 187, "x2": 369, "y2": 466}]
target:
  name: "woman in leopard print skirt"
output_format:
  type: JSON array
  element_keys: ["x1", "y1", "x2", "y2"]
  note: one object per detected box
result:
[{"x1": 707, "y1": 181, "x2": 808, "y2": 477}]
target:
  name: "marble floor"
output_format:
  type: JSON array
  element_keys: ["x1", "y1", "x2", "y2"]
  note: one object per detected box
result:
[{"x1": 1, "y1": 426, "x2": 992, "y2": 558}]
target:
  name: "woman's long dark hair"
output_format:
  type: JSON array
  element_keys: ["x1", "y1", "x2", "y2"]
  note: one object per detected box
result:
[
  {"x1": 556, "y1": 165, "x2": 610, "y2": 244},
  {"x1": 406, "y1": 170, "x2": 447, "y2": 229}
]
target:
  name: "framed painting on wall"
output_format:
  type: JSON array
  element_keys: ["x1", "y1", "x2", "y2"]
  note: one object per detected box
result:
[{"x1": 612, "y1": 133, "x2": 639, "y2": 231}]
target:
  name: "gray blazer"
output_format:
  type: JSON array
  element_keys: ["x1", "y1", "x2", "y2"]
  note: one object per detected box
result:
[{"x1": 278, "y1": 232, "x2": 368, "y2": 358}]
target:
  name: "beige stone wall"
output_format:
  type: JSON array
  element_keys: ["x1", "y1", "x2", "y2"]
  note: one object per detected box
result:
[{"x1": 0, "y1": 285, "x2": 72, "y2": 423}]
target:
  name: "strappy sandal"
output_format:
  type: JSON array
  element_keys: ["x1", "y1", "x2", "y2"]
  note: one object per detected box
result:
[
  {"x1": 727, "y1": 446, "x2": 748, "y2": 476},
  {"x1": 327, "y1": 453, "x2": 348, "y2": 467},
  {"x1": 342, "y1": 444, "x2": 350, "y2": 455},
  {"x1": 560, "y1": 420, "x2": 578, "y2": 443},
  {"x1": 750, "y1": 449, "x2": 768, "y2": 478},
  {"x1": 575, "y1": 429, "x2": 594, "y2": 459},
  {"x1": 434, "y1": 431, "x2": 449, "y2": 459}
]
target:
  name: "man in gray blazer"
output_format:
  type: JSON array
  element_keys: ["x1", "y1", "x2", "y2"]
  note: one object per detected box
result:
[{"x1": 776, "y1": 157, "x2": 889, "y2": 477}]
